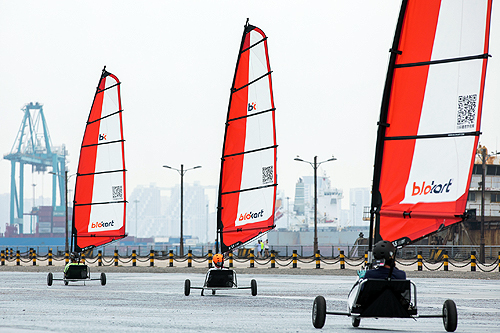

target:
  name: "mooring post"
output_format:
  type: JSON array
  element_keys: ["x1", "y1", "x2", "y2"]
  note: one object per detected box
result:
[
  {"x1": 444, "y1": 250, "x2": 448, "y2": 271},
  {"x1": 132, "y1": 250, "x2": 136, "y2": 267},
  {"x1": 316, "y1": 250, "x2": 321, "y2": 269},
  {"x1": 292, "y1": 250, "x2": 298, "y2": 269},
  {"x1": 98, "y1": 250, "x2": 103, "y2": 266},
  {"x1": 169, "y1": 250, "x2": 174, "y2": 267},
  {"x1": 48, "y1": 248, "x2": 52, "y2": 266},
  {"x1": 271, "y1": 250, "x2": 276, "y2": 269},
  {"x1": 418, "y1": 251, "x2": 423, "y2": 271},
  {"x1": 471, "y1": 251, "x2": 476, "y2": 272},
  {"x1": 229, "y1": 251, "x2": 233, "y2": 268},
  {"x1": 149, "y1": 249, "x2": 154, "y2": 267},
  {"x1": 187, "y1": 250, "x2": 192, "y2": 268},
  {"x1": 208, "y1": 250, "x2": 213, "y2": 269},
  {"x1": 250, "y1": 250, "x2": 255, "y2": 268}
]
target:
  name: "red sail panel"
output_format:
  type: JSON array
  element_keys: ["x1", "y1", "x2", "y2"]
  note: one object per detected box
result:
[
  {"x1": 218, "y1": 22, "x2": 277, "y2": 253},
  {"x1": 376, "y1": 0, "x2": 492, "y2": 245},
  {"x1": 73, "y1": 68, "x2": 127, "y2": 251}
]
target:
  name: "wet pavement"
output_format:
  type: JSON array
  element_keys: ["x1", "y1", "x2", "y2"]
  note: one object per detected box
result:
[{"x1": 1, "y1": 271, "x2": 499, "y2": 332}]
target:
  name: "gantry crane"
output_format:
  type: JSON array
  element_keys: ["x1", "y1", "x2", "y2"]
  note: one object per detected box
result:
[{"x1": 3, "y1": 102, "x2": 66, "y2": 234}]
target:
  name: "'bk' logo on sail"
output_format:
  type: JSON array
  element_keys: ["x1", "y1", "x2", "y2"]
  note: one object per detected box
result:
[
  {"x1": 99, "y1": 133, "x2": 107, "y2": 141},
  {"x1": 248, "y1": 102, "x2": 257, "y2": 112}
]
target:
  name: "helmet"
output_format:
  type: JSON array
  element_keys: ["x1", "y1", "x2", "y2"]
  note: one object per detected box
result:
[
  {"x1": 372, "y1": 240, "x2": 395, "y2": 261},
  {"x1": 213, "y1": 253, "x2": 224, "y2": 267}
]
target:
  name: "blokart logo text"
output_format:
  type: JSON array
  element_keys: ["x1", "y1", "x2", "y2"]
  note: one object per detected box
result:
[
  {"x1": 411, "y1": 179, "x2": 453, "y2": 196},
  {"x1": 91, "y1": 220, "x2": 114, "y2": 228},
  {"x1": 99, "y1": 133, "x2": 107, "y2": 141},
  {"x1": 248, "y1": 102, "x2": 257, "y2": 112},
  {"x1": 239, "y1": 209, "x2": 264, "y2": 221}
]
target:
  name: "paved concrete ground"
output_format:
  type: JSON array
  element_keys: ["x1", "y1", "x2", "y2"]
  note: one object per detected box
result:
[{"x1": 0, "y1": 271, "x2": 499, "y2": 332}]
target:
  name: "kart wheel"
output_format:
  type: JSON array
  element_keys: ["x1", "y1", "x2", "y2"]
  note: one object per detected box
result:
[
  {"x1": 64, "y1": 280, "x2": 68, "y2": 286},
  {"x1": 312, "y1": 296, "x2": 326, "y2": 329},
  {"x1": 184, "y1": 279, "x2": 190, "y2": 296},
  {"x1": 443, "y1": 299, "x2": 457, "y2": 332},
  {"x1": 100, "y1": 273, "x2": 107, "y2": 286},
  {"x1": 47, "y1": 273, "x2": 53, "y2": 286},
  {"x1": 212, "y1": 290, "x2": 216, "y2": 295},
  {"x1": 352, "y1": 317, "x2": 360, "y2": 327},
  {"x1": 251, "y1": 279, "x2": 257, "y2": 296},
  {"x1": 201, "y1": 289, "x2": 204, "y2": 296}
]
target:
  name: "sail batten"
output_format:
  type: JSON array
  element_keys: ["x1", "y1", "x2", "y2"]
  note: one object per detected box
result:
[
  {"x1": 371, "y1": 0, "x2": 492, "y2": 247},
  {"x1": 72, "y1": 67, "x2": 127, "y2": 252},
  {"x1": 217, "y1": 21, "x2": 277, "y2": 254}
]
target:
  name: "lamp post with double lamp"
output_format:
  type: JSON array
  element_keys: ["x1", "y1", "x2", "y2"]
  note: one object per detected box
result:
[
  {"x1": 294, "y1": 155, "x2": 337, "y2": 254},
  {"x1": 49, "y1": 170, "x2": 71, "y2": 255},
  {"x1": 163, "y1": 164, "x2": 201, "y2": 256}
]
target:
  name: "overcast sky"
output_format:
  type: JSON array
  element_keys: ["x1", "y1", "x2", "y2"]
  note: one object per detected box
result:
[{"x1": 1, "y1": 1, "x2": 499, "y2": 220}]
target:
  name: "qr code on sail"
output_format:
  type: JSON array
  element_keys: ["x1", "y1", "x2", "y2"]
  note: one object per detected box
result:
[
  {"x1": 262, "y1": 166, "x2": 273, "y2": 184},
  {"x1": 456, "y1": 94, "x2": 477, "y2": 129},
  {"x1": 112, "y1": 185, "x2": 123, "y2": 200}
]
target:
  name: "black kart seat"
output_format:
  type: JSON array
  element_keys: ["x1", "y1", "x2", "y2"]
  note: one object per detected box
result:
[
  {"x1": 352, "y1": 279, "x2": 416, "y2": 318},
  {"x1": 206, "y1": 269, "x2": 235, "y2": 288},
  {"x1": 65, "y1": 264, "x2": 89, "y2": 279}
]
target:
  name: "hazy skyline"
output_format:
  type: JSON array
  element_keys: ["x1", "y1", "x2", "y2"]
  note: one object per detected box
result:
[{"x1": 1, "y1": 1, "x2": 499, "y2": 228}]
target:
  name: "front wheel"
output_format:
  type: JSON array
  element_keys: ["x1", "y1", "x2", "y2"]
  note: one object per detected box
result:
[
  {"x1": 251, "y1": 279, "x2": 257, "y2": 296},
  {"x1": 443, "y1": 299, "x2": 457, "y2": 332},
  {"x1": 100, "y1": 273, "x2": 107, "y2": 286},
  {"x1": 312, "y1": 296, "x2": 326, "y2": 329},
  {"x1": 47, "y1": 272, "x2": 53, "y2": 286},
  {"x1": 352, "y1": 317, "x2": 360, "y2": 327},
  {"x1": 184, "y1": 279, "x2": 190, "y2": 296}
]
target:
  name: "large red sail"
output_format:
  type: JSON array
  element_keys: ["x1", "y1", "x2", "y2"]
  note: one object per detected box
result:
[
  {"x1": 72, "y1": 67, "x2": 127, "y2": 251},
  {"x1": 218, "y1": 21, "x2": 277, "y2": 253},
  {"x1": 371, "y1": 0, "x2": 492, "y2": 246}
]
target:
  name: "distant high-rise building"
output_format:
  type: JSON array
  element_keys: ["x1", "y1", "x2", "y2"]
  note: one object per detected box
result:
[{"x1": 349, "y1": 188, "x2": 370, "y2": 226}]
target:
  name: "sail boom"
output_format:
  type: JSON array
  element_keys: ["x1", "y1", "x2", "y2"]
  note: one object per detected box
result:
[
  {"x1": 395, "y1": 53, "x2": 489, "y2": 68},
  {"x1": 385, "y1": 131, "x2": 480, "y2": 141},
  {"x1": 221, "y1": 183, "x2": 277, "y2": 196}
]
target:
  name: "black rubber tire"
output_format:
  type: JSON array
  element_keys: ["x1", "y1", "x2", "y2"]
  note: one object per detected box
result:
[
  {"x1": 47, "y1": 272, "x2": 53, "y2": 286},
  {"x1": 100, "y1": 273, "x2": 107, "y2": 286},
  {"x1": 184, "y1": 279, "x2": 190, "y2": 296},
  {"x1": 251, "y1": 279, "x2": 257, "y2": 296},
  {"x1": 201, "y1": 289, "x2": 204, "y2": 296},
  {"x1": 212, "y1": 289, "x2": 216, "y2": 295},
  {"x1": 64, "y1": 280, "x2": 68, "y2": 286},
  {"x1": 312, "y1": 296, "x2": 326, "y2": 329},
  {"x1": 443, "y1": 299, "x2": 458, "y2": 332},
  {"x1": 352, "y1": 317, "x2": 360, "y2": 327}
]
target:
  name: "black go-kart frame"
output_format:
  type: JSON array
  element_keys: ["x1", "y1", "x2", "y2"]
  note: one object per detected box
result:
[
  {"x1": 184, "y1": 268, "x2": 257, "y2": 296},
  {"x1": 312, "y1": 278, "x2": 457, "y2": 332},
  {"x1": 47, "y1": 264, "x2": 106, "y2": 286}
]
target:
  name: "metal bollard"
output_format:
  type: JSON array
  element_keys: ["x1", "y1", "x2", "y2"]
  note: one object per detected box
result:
[
  {"x1": 65, "y1": 252, "x2": 69, "y2": 265},
  {"x1": 271, "y1": 250, "x2": 276, "y2": 269},
  {"x1": 340, "y1": 250, "x2": 345, "y2": 269},
  {"x1": 364, "y1": 251, "x2": 368, "y2": 266},
  {"x1": 250, "y1": 250, "x2": 255, "y2": 268},
  {"x1": 81, "y1": 252, "x2": 86, "y2": 264},
  {"x1": 471, "y1": 251, "x2": 476, "y2": 272},
  {"x1": 188, "y1": 250, "x2": 192, "y2": 268},
  {"x1": 29, "y1": 248, "x2": 33, "y2": 260},
  {"x1": 114, "y1": 250, "x2": 119, "y2": 266},
  {"x1": 16, "y1": 250, "x2": 20, "y2": 266},
  {"x1": 229, "y1": 252, "x2": 233, "y2": 268},
  {"x1": 149, "y1": 249, "x2": 154, "y2": 267},
  {"x1": 498, "y1": 251, "x2": 500, "y2": 273},
  {"x1": 208, "y1": 250, "x2": 213, "y2": 269},
  {"x1": 1, "y1": 250, "x2": 4, "y2": 266},
  {"x1": 10, "y1": 248, "x2": 13, "y2": 259},
  {"x1": 444, "y1": 251, "x2": 448, "y2": 271},
  {"x1": 33, "y1": 250, "x2": 37, "y2": 266},
  {"x1": 98, "y1": 250, "x2": 103, "y2": 266},
  {"x1": 292, "y1": 250, "x2": 298, "y2": 269},
  {"x1": 316, "y1": 250, "x2": 321, "y2": 269},
  {"x1": 418, "y1": 251, "x2": 423, "y2": 271},
  {"x1": 48, "y1": 249, "x2": 53, "y2": 266},
  {"x1": 132, "y1": 250, "x2": 136, "y2": 267},
  {"x1": 169, "y1": 250, "x2": 174, "y2": 267}
]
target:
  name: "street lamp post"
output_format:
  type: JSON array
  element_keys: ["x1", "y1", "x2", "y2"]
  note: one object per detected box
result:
[
  {"x1": 163, "y1": 164, "x2": 201, "y2": 256},
  {"x1": 294, "y1": 155, "x2": 337, "y2": 254}
]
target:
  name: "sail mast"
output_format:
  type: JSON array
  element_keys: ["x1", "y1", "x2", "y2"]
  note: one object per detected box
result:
[{"x1": 369, "y1": 0, "x2": 409, "y2": 258}]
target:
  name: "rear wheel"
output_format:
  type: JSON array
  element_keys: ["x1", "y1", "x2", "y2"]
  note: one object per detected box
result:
[
  {"x1": 47, "y1": 272, "x2": 53, "y2": 286},
  {"x1": 64, "y1": 280, "x2": 68, "y2": 286},
  {"x1": 212, "y1": 289, "x2": 216, "y2": 295},
  {"x1": 100, "y1": 273, "x2": 107, "y2": 286},
  {"x1": 184, "y1": 279, "x2": 190, "y2": 296},
  {"x1": 352, "y1": 317, "x2": 360, "y2": 327},
  {"x1": 443, "y1": 299, "x2": 457, "y2": 332},
  {"x1": 251, "y1": 279, "x2": 257, "y2": 296},
  {"x1": 312, "y1": 296, "x2": 326, "y2": 329}
]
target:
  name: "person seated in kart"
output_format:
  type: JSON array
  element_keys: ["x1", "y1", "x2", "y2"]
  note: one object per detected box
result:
[
  {"x1": 64, "y1": 252, "x2": 84, "y2": 276},
  {"x1": 212, "y1": 253, "x2": 225, "y2": 269},
  {"x1": 360, "y1": 240, "x2": 406, "y2": 280}
]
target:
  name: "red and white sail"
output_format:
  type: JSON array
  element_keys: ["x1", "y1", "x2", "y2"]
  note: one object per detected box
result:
[
  {"x1": 218, "y1": 21, "x2": 277, "y2": 253},
  {"x1": 73, "y1": 67, "x2": 127, "y2": 251},
  {"x1": 372, "y1": 0, "x2": 492, "y2": 245}
]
